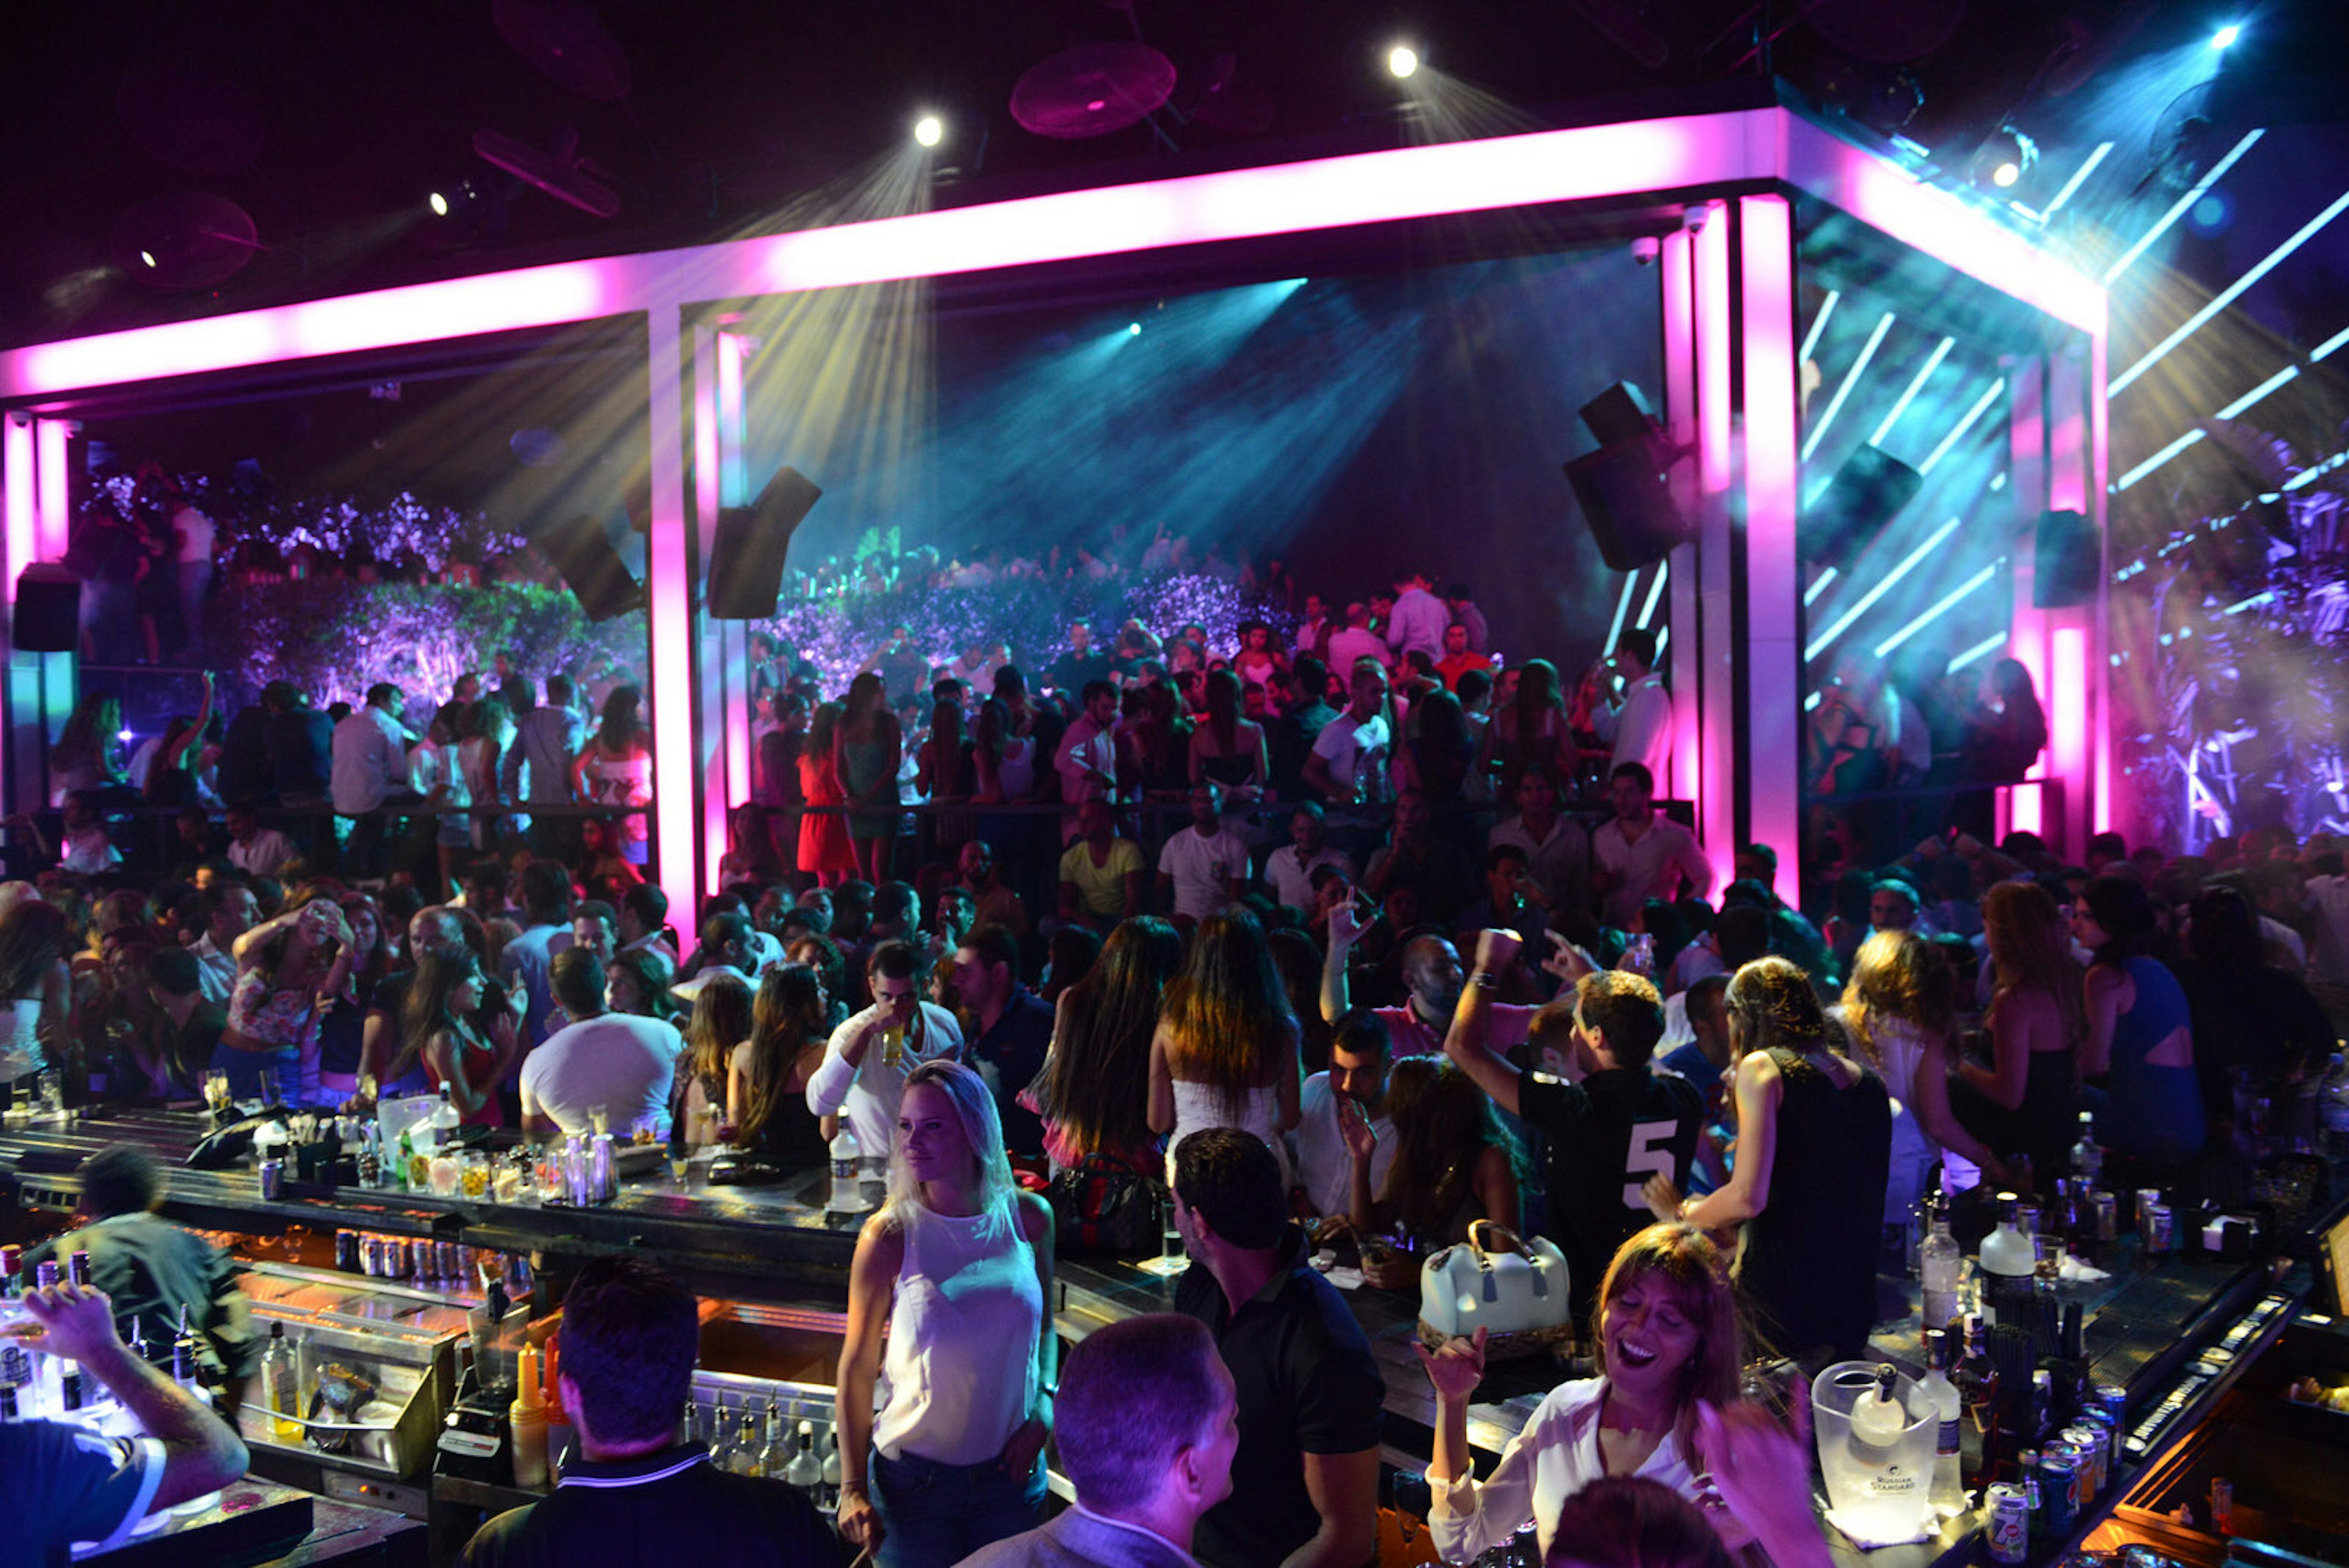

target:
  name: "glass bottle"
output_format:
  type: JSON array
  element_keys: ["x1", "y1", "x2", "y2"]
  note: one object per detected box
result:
[
  {"x1": 784, "y1": 1418, "x2": 824, "y2": 1494},
  {"x1": 263, "y1": 1321, "x2": 303, "y2": 1443},
  {"x1": 1955, "y1": 1313, "x2": 1999, "y2": 1490},
  {"x1": 714, "y1": 1403, "x2": 745, "y2": 1473},
  {"x1": 758, "y1": 1402, "x2": 792, "y2": 1479},
  {"x1": 2069, "y1": 1111, "x2": 2102, "y2": 1182},
  {"x1": 1919, "y1": 1328, "x2": 1964, "y2": 1512},
  {"x1": 730, "y1": 1406, "x2": 763, "y2": 1476},
  {"x1": 1976, "y1": 1193, "x2": 2037, "y2": 1328},
  {"x1": 1920, "y1": 1192, "x2": 1961, "y2": 1335}
]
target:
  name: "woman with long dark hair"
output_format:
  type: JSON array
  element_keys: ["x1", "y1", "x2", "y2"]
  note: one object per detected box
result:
[
  {"x1": 141, "y1": 673, "x2": 215, "y2": 809},
  {"x1": 315, "y1": 891, "x2": 395, "y2": 1102},
  {"x1": 1341, "y1": 1053, "x2": 1524, "y2": 1248},
  {"x1": 2074, "y1": 874, "x2": 2203, "y2": 1168},
  {"x1": 1147, "y1": 908, "x2": 1301, "y2": 1185},
  {"x1": 1025, "y1": 916, "x2": 1182, "y2": 1173},
  {"x1": 0, "y1": 899, "x2": 72, "y2": 1089},
  {"x1": 1189, "y1": 668, "x2": 1267, "y2": 798},
  {"x1": 1945, "y1": 879, "x2": 2085, "y2": 1186},
  {"x1": 2176, "y1": 884, "x2": 2332, "y2": 1151},
  {"x1": 392, "y1": 946, "x2": 511, "y2": 1122},
  {"x1": 603, "y1": 948, "x2": 679, "y2": 1027},
  {"x1": 915, "y1": 699, "x2": 975, "y2": 852},
  {"x1": 573, "y1": 685, "x2": 653, "y2": 869},
  {"x1": 221, "y1": 896, "x2": 354, "y2": 1104},
  {"x1": 50, "y1": 695, "x2": 128, "y2": 797},
  {"x1": 1655, "y1": 957, "x2": 1889, "y2": 1364},
  {"x1": 729, "y1": 963, "x2": 831, "y2": 1164},
  {"x1": 796, "y1": 701, "x2": 858, "y2": 886},
  {"x1": 836, "y1": 672, "x2": 902, "y2": 885},
  {"x1": 675, "y1": 969, "x2": 751, "y2": 1145},
  {"x1": 1479, "y1": 657, "x2": 1567, "y2": 797}
]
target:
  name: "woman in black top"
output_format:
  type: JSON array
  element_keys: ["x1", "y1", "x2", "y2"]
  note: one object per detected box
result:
[
  {"x1": 727, "y1": 964, "x2": 829, "y2": 1168},
  {"x1": 1663, "y1": 957, "x2": 1890, "y2": 1365},
  {"x1": 2175, "y1": 885, "x2": 2333, "y2": 1153}
]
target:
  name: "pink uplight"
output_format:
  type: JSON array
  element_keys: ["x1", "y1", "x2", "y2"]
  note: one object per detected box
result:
[
  {"x1": 646, "y1": 313, "x2": 701, "y2": 949},
  {"x1": 34, "y1": 418, "x2": 70, "y2": 560},
  {"x1": 1740, "y1": 195, "x2": 1802, "y2": 904},
  {"x1": 2, "y1": 415, "x2": 34, "y2": 603}
]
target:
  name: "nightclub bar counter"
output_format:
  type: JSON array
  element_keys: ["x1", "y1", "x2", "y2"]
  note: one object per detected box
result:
[{"x1": 7, "y1": 1105, "x2": 2344, "y2": 1567}]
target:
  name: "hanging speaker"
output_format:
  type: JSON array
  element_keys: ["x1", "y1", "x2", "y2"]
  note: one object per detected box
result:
[
  {"x1": 538, "y1": 514, "x2": 642, "y2": 622},
  {"x1": 12, "y1": 565, "x2": 81, "y2": 653},
  {"x1": 1565, "y1": 439, "x2": 1694, "y2": 572},
  {"x1": 707, "y1": 466, "x2": 822, "y2": 619},
  {"x1": 1801, "y1": 444, "x2": 1921, "y2": 562},
  {"x1": 2033, "y1": 508, "x2": 2098, "y2": 607},
  {"x1": 1579, "y1": 381, "x2": 1660, "y2": 447}
]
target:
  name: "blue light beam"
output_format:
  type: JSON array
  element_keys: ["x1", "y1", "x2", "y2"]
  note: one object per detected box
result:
[
  {"x1": 1801, "y1": 312, "x2": 1896, "y2": 461},
  {"x1": 2103, "y1": 129, "x2": 2264, "y2": 284},
  {"x1": 2112, "y1": 184, "x2": 2349, "y2": 396},
  {"x1": 1805, "y1": 514, "x2": 1965, "y2": 661},
  {"x1": 1873, "y1": 557, "x2": 2005, "y2": 658}
]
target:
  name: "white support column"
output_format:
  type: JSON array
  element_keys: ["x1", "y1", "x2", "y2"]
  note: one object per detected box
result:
[
  {"x1": 2004, "y1": 359, "x2": 2049, "y2": 844},
  {"x1": 1661, "y1": 228, "x2": 1701, "y2": 817},
  {"x1": 1736, "y1": 195, "x2": 1802, "y2": 892},
  {"x1": 1692, "y1": 202, "x2": 1740, "y2": 891}
]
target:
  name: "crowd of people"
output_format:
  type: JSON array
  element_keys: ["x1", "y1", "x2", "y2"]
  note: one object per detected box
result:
[{"x1": 4, "y1": 555, "x2": 2347, "y2": 1568}]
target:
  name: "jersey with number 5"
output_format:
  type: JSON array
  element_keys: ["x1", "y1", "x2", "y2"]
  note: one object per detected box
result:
[{"x1": 1518, "y1": 1065, "x2": 1705, "y2": 1321}]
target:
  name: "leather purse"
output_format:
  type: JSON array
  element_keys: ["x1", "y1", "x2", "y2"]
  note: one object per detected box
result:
[
  {"x1": 1047, "y1": 1151, "x2": 1163, "y2": 1256},
  {"x1": 1417, "y1": 1220, "x2": 1576, "y2": 1361}
]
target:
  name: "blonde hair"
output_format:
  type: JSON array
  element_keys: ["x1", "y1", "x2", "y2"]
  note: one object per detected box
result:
[
  {"x1": 1841, "y1": 929, "x2": 1953, "y2": 1070},
  {"x1": 1980, "y1": 881, "x2": 2085, "y2": 1050},
  {"x1": 885, "y1": 1060, "x2": 1018, "y2": 1225}
]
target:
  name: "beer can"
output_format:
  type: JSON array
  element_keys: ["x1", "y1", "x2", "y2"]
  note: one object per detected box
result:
[
  {"x1": 0, "y1": 1243, "x2": 20, "y2": 1291},
  {"x1": 2210, "y1": 1476, "x2": 2233, "y2": 1536},
  {"x1": 361, "y1": 1235, "x2": 382, "y2": 1277},
  {"x1": 385, "y1": 1237, "x2": 409, "y2": 1277},
  {"x1": 335, "y1": 1230, "x2": 359, "y2": 1273},
  {"x1": 259, "y1": 1158, "x2": 284, "y2": 1200},
  {"x1": 437, "y1": 1239, "x2": 460, "y2": 1281},
  {"x1": 2143, "y1": 1202, "x2": 2175, "y2": 1256},
  {"x1": 2038, "y1": 1450, "x2": 2079, "y2": 1535},
  {"x1": 2091, "y1": 1191, "x2": 2120, "y2": 1243},
  {"x1": 66, "y1": 1250, "x2": 91, "y2": 1286},
  {"x1": 2073, "y1": 1414, "x2": 2117, "y2": 1491},
  {"x1": 455, "y1": 1245, "x2": 477, "y2": 1285},
  {"x1": 34, "y1": 1260, "x2": 59, "y2": 1289},
  {"x1": 1986, "y1": 1486, "x2": 2030, "y2": 1563},
  {"x1": 2136, "y1": 1187, "x2": 2164, "y2": 1236}
]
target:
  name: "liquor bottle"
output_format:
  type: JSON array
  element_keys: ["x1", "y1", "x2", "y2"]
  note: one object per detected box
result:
[
  {"x1": 0, "y1": 1380, "x2": 18, "y2": 1424},
  {"x1": 2069, "y1": 1112, "x2": 2102, "y2": 1182},
  {"x1": 1977, "y1": 1194, "x2": 2037, "y2": 1329},
  {"x1": 714, "y1": 1403, "x2": 746, "y2": 1473},
  {"x1": 828, "y1": 1123, "x2": 870, "y2": 1213},
  {"x1": 759, "y1": 1402, "x2": 792, "y2": 1479},
  {"x1": 429, "y1": 1082, "x2": 462, "y2": 1147},
  {"x1": 1919, "y1": 1329, "x2": 1964, "y2": 1513},
  {"x1": 784, "y1": 1418, "x2": 824, "y2": 1495},
  {"x1": 820, "y1": 1429, "x2": 842, "y2": 1510},
  {"x1": 1920, "y1": 1193, "x2": 1962, "y2": 1335},
  {"x1": 730, "y1": 1407, "x2": 763, "y2": 1476},
  {"x1": 173, "y1": 1306, "x2": 202, "y2": 1394},
  {"x1": 263, "y1": 1321, "x2": 303, "y2": 1443},
  {"x1": 1955, "y1": 1313, "x2": 2000, "y2": 1490},
  {"x1": 1, "y1": 1242, "x2": 20, "y2": 1300},
  {"x1": 66, "y1": 1250, "x2": 91, "y2": 1287}
]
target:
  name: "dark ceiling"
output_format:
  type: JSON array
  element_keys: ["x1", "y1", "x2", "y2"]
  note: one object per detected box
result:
[{"x1": 11, "y1": 0, "x2": 2342, "y2": 357}]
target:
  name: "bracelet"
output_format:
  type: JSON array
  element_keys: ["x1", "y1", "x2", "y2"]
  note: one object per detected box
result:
[{"x1": 1468, "y1": 972, "x2": 1499, "y2": 990}]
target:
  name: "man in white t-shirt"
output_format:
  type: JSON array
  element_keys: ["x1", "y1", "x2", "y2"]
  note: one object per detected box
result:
[
  {"x1": 1302, "y1": 666, "x2": 1392, "y2": 809},
  {"x1": 1324, "y1": 603, "x2": 1390, "y2": 678},
  {"x1": 1262, "y1": 802, "x2": 1353, "y2": 912},
  {"x1": 519, "y1": 950, "x2": 682, "y2": 1139},
  {"x1": 1293, "y1": 1010, "x2": 1396, "y2": 1221},
  {"x1": 1157, "y1": 783, "x2": 1250, "y2": 926},
  {"x1": 1590, "y1": 629, "x2": 1672, "y2": 790},
  {"x1": 1590, "y1": 762, "x2": 1713, "y2": 929},
  {"x1": 805, "y1": 940, "x2": 963, "y2": 1158}
]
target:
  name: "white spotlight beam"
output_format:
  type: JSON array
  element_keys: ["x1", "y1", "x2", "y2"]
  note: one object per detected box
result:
[
  {"x1": 1805, "y1": 513, "x2": 1964, "y2": 661},
  {"x1": 2103, "y1": 128, "x2": 2264, "y2": 284},
  {"x1": 1636, "y1": 561, "x2": 1669, "y2": 630},
  {"x1": 1800, "y1": 311, "x2": 1895, "y2": 461},
  {"x1": 2112, "y1": 184, "x2": 2349, "y2": 396},
  {"x1": 1873, "y1": 557, "x2": 2005, "y2": 658},
  {"x1": 1869, "y1": 335, "x2": 1955, "y2": 447},
  {"x1": 1945, "y1": 630, "x2": 2010, "y2": 674},
  {"x1": 2115, "y1": 363, "x2": 2309, "y2": 491},
  {"x1": 1604, "y1": 570, "x2": 1641, "y2": 654},
  {"x1": 1917, "y1": 379, "x2": 2005, "y2": 475},
  {"x1": 1803, "y1": 566, "x2": 1838, "y2": 607},
  {"x1": 1798, "y1": 289, "x2": 1841, "y2": 362},
  {"x1": 2039, "y1": 142, "x2": 2113, "y2": 221}
]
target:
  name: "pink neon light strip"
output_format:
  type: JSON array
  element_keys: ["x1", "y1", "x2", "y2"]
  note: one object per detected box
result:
[
  {"x1": 645, "y1": 313, "x2": 701, "y2": 949},
  {"x1": 4, "y1": 106, "x2": 2099, "y2": 403},
  {"x1": 2089, "y1": 334, "x2": 2113, "y2": 833},
  {"x1": 2, "y1": 417, "x2": 33, "y2": 603},
  {"x1": 1660, "y1": 228, "x2": 1699, "y2": 809},
  {"x1": 690, "y1": 327, "x2": 728, "y2": 899},
  {"x1": 2050, "y1": 625, "x2": 2087, "y2": 797},
  {"x1": 718, "y1": 332, "x2": 752, "y2": 835},
  {"x1": 34, "y1": 420, "x2": 70, "y2": 560},
  {"x1": 1693, "y1": 202, "x2": 1736, "y2": 878},
  {"x1": 1696, "y1": 207, "x2": 1732, "y2": 501},
  {"x1": 1740, "y1": 195, "x2": 1803, "y2": 905}
]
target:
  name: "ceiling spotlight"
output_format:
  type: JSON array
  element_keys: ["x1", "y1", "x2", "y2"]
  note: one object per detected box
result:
[
  {"x1": 138, "y1": 250, "x2": 157, "y2": 268},
  {"x1": 1387, "y1": 44, "x2": 1420, "y2": 79},
  {"x1": 1127, "y1": 322, "x2": 1142, "y2": 336},
  {"x1": 1974, "y1": 125, "x2": 2038, "y2": 190},
  {"x1": 428, "y1": 191, "x2": 450, "y2": 217},
  {"x1": 2210, "y1": 23, "x2": 2241, "y2": 48},
  {"x1": 913, "y1": 114, "x2": 944, "y2": 148}
]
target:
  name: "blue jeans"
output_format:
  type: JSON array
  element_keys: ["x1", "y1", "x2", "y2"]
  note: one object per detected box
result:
[
  {"x1": 210, "y1": 1041, "x2": 299, "y2": 1105},
  {"x1": 870, "y1": 1446, "x2": 1045, "y2": 1568}
]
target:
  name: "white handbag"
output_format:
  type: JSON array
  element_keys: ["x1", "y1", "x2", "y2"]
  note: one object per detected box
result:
[{"x1": 1417, "y1": 1221, "x2": 1575, "y2": 1359}]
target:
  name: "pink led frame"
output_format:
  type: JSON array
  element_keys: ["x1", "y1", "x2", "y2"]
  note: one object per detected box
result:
[{"x1": 0, "y1": 105, "x2": 2105, "y2": 906}]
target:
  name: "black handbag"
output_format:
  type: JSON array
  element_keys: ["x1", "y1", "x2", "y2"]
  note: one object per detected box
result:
[{"x1": 1047, "y1": 1152, "x2": 1164, "y2": 1256}]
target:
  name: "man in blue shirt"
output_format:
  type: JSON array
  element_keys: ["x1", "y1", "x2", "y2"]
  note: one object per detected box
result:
[{"x1": 4, "y1": 1280, "x2": 250, "y2": 1559}]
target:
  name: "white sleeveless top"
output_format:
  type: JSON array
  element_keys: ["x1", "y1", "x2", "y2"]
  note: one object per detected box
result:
[
  {"x1": 1165, "y1": 1079, "x2": 1292, "y2": 1191},
  {"x1": 874, "y1": 1198, "x2": 1041, "y2": 1465}
]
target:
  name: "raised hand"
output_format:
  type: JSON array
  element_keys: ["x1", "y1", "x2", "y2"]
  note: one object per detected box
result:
[
  {"x1": 1337, "y1": 1093, "x2": 1378, "y2": 1166},
  {"x1": 1413, "y1": 1325, "x2": 1488, "y2": 1405},
  {"x1": 1473, "y1": 927, "x2": 1522, "y2": 977}
]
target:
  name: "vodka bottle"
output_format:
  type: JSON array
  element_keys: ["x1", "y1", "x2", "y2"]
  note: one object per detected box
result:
[
  {"x1": 2069, "y1": 1112, "x2": 2102, "y2": 1182},
  {"x1": 783, "y1": 1418, "x2": 824, "y2": 1494},
  {"x1": 1919, "y1": 1329, "x2": 1965, "y2": 1512},
  {"x1": 1920, "y1": 1192, "x2": 1962, "y2": 1335},
  {"x1": 1976, "y1": 1193, "x2": 2037, "y2": 1329},
  {"x1": 758, "y1": 1402, "x2": 792, "y2": 1479}
]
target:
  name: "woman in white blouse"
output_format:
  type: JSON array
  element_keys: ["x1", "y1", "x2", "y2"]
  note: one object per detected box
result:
[{"x1": 1419, "y1": 1222, "x2": 1743, "y2": 1563}]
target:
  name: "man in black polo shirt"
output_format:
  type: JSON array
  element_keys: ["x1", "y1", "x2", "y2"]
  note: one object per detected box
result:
[
  {"x1": 1443, "y1": 930, "x2": 1702, "y2": 1327},
  {"x1": 1171, "y1": 1129, "x2": 1382, "y2": 1568},
  {"x1": 949, "y1": 924, "x2": 1053, "y2": 1161},
  {"x1": 460, "y1": 1255, "x2": 829, "y2": 1567}
]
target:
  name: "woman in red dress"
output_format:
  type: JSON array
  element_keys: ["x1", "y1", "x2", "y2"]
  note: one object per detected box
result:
[{"x1": 797, "y1": 701, "x2": 858, "y2": 887}]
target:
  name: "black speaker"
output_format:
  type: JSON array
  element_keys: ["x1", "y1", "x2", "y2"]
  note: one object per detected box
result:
[
  {"x1": 1801, "y1": 444, "x2": 1921, "y2": 562},
  {"x1": 2033, "y1": 508, "x2": 2099, "y2": 607},
  {"x1": 13, "y1": 565, "x2": 80, "y2": 653},
  {"x1": 1579, "y1": 381, "x2": 1658, "y2": 447},
  {"x1": 538, "y1": 515, "x2": 643, "y2": 622},
  {"x1": 707, "y1": 466, "x2": 822, "y2": 619},
  {"x1": 1565, "y1": 439, "x2": 1694, "y2": 572}
]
